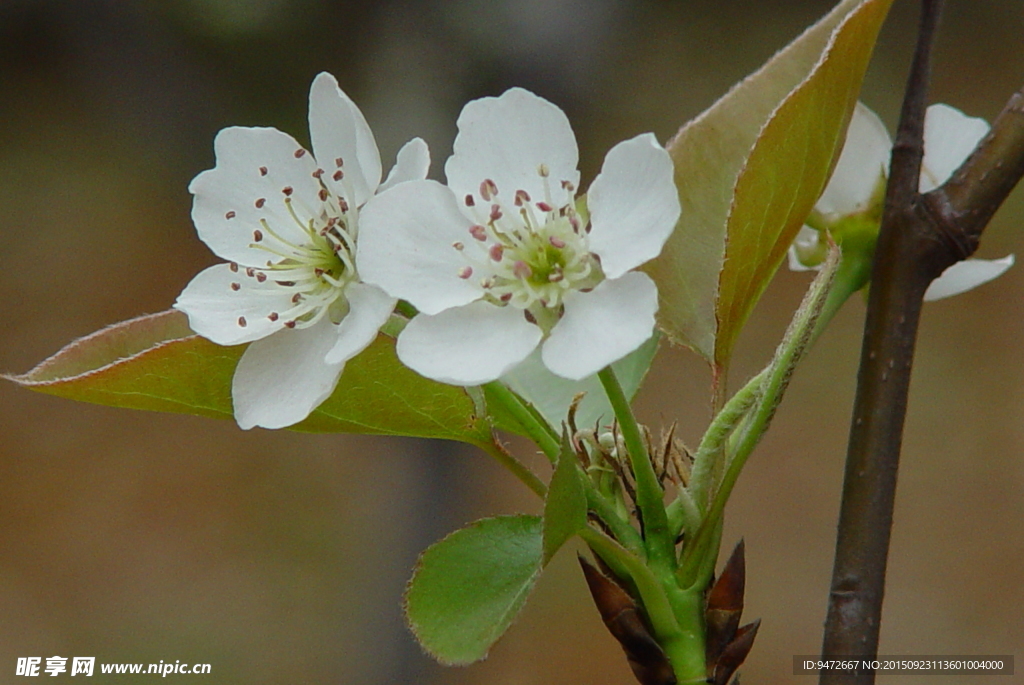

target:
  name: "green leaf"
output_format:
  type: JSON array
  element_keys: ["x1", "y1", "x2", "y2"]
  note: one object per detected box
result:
[
  {"x1": 6, "y1": 310, "x2": 494, "y2": 446},
  {"x1": 404, "y1": 515, "x2": 543, "y2": 665},
  {"x1": 490, "y1": 333, "x2": 660, "y2": 436},
  {"x1": 542, "y1": 434, "x2": 588, "y2": 564},
  {"x1": 644, "y1": 0, "x2": 894, "y2": 370}
]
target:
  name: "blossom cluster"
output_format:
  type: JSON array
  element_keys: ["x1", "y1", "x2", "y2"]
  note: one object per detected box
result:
[
  {"x1": 175, "y1": 74, "x2": 679, "y2": 428},
  {"x1": 174, "y1": 75, "x2": 1009, "y2": 430}
]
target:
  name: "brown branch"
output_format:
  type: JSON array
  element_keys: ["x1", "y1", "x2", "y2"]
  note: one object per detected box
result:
[
  {"x1": 820, "y1": 0, "x2": 940, "y2": 681},
  {"x1": 819, "y1": 1, "x2": 1024, "y2": 682}
]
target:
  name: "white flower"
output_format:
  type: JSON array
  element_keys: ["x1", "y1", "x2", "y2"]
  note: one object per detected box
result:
[
  {"x1": 789, "y1": 101, "x2": 1013, "y2": 300},
  {"x1": 174, "y1": 73, "x2": 429, "y2": 429},
  {"x1": 357, "y1": 88, "x2": 680, "y2": 386}
]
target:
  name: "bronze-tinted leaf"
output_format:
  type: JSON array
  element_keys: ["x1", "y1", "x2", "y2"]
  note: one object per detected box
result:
[
  {"x1": 705, "y1": 540, "x2": 746, "y2": 665},
  {"x1": 578, "y1": 555, "x2": 677, "y2": 685},
  {"x1": 710, "y1": 619, "x2": 761, "y2": 685}
]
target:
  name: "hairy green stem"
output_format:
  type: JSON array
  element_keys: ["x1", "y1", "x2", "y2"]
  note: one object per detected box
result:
[{"x1": 484, "y1": 381, "x2": 561, "y2": 463}]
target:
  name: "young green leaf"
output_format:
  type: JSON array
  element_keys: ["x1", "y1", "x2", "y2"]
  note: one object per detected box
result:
[
  {"x1": 645, "y1": 0, "x2": 894, "y2": 371},
  {"x1": 6, "y1": 310, "x2": 494, "y2": 446},
  {"x1": 542, "y1": 434, "x2": 588, "y2": 565},
  {"x1": 404, "y1": 515, "x2": 544, "y2": 665}
]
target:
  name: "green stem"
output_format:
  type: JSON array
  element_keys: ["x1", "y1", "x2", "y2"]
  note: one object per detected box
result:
[
  {"x1": 665, "y1": 484, "x2": 701, "y2": 540},
  {"x1": 483, "y1": 381, "x2": 561, "y2": 463},
  {"x1": 585, "y1": 485, "x2": 645, "y2": 557},
  {"x1": 686, "y1": 369, "x2": 766, "y2": 517},
  {"x1": 580, "y1": 527, "x2": 707, "y2": 684},
  {"x1": 598, "y1": 367, "x2": 675, "y2": 572},
  {"x1": 478, "y1": 439, "x2": 547, "y2": 499},
  {"x1": 681, "y1": 247, "x2": 859, "y2": 586}
]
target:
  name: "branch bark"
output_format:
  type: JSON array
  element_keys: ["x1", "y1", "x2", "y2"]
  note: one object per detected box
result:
[{"x1": 819, "y1": 1, "x2": 1024, "y2": 683}]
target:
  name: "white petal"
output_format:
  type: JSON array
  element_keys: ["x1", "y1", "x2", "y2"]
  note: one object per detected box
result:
[
  {"x1": 923, "y1": 255, "x2": 1014, "y2": 301},
  {"x1": 542, "y1": 272, "x2": 658, "y2": 380},
  {"x1": 919, "y1": 104, "x2": 990, "y2": 193},
  {"x1": 174, "y1": 263, "x2": 295, "y2": 345},
  {"x1": 357, "y1": 180, "x2": 483, "y2": 315},
  {"x1": 787, "y1": 226, "x2": 824, "y2": 272},
  {"x1": 396, "y1": 302, "x2": 542, "y2": 385},
  {"x1": 308, "y1": 72, "x2": 382, "y2": 205},
  {"x1": 587, "y1": 133, "x2": 680, "y2": 278},
  {"x1": 444, "y1": 88, "x2": 580, "y2": 208},
  {"x1": 324, "y1": 282, "x2": 396, "y2": 364},
  {"x1": 190, "y1": 127, "x2": 322, "y2": 265},
  {"x1": 232, "y1": 319, "x2": 346, "y2": 430},
  {"x1": 379, "y1": 137, "x2": 430, "y2": 192},
  {"x1": 815, "y1": 101, "x2": 892, "y2": 219}
]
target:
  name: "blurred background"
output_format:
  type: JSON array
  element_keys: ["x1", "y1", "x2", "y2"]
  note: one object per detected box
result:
[{"x1": 1, "y1": 0, "x2": 1023, "y2": 682}]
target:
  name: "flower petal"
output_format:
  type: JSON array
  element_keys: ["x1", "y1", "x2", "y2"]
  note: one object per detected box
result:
[
  {"x1": 324, "y1": 282, "x2": 396, "y2": 364},
  {"x1": 231, "y1": 318, "x2": 346, "y2": 429},
  {"x1": 919, "y1": 103, "x2": 990, "y2": 193},
  {"x1": 444, "y1": 88, "x2": 580, "y2": 209},
  {"x1": 542, "y1": 272, "x2": 658, "y2": 380},
  {"x1": 308, "y1": 72, "x2": 382, "y2": 205},
  {"x1": 396, "y1": 302, "x2": 542, "y2": 385},
  {"x1": 190, "y1": 127, "x2": 322, "y2": 265},
  {"x1": 357, "y1": 180, "x2": 483, "y2": 315},
  {"x1": 923, "y1": 255, "x2": 1014, "y2": 301},
  {"x1": 815, "y1": 101, "x2": 891, "y2": 219},
  {"x1": 586, "y1": 133, "x2": 680, "y2": 278},
  {"x1": 379, "y1": 137, "x2": 430, "y2": 192},
  {"x1": 173, "y1": 263, "x2": 295, "y2": 345}
]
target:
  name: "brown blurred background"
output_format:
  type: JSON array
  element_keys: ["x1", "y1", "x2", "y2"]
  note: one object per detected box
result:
[{"x1": 1, "y1": 1, "x2": 1022, "y2": 683}]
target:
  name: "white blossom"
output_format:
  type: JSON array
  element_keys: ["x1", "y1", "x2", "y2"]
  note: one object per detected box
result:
[
  {"x1": 357, "y1": 88, "x2": 680, "y2": 385},
  {"x1": 789, "y1": 101, "x2": 1013, "y2": 300},
  {"x1": 175, "y1": 73, "x2": 428, "y2": 429}
]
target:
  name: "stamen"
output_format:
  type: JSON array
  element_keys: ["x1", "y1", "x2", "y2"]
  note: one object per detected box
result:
[
  {"x1": 459, "y1": 267, "x2": 473, "y2": 279},
  {"x1": 294, "y1": 149, "x2": 307, "y2": 158},
  {"x1": 238, "y1": 316, "x2": 247, "y2": 327},
  {"x1": 268, "y1": 312, "x2": 279, "y2": 321},
  {"x1": 225, "y1": 211, "x2": 236, "y2": 220},
  {"x1": 230, "y1": 282, "x2": 241, "y2": 291},
  {"x1": 469, "y1": 225, "x2": 487, "y2": 241},
  {"x1": 229, "y1": 262, "x2": 239, "y2": 272},
  {"x1": 480, "y1": 179, "x2": 498, "y2": 200},
  {"x1": 255, "y1": 198, "x2": 266, "y2": 209},
  {"x1": 489, "y1": 244, "x2": 504, "y2": 261},
  {"x1": 259, "y1": 166, "x2": 268, "y2": 176},
  {"x1": 282, "y1": 186, "x2": 294, "y2": 196},
  {"x1": 549, "y1": 236, "x2": 566, "y2": 248},
  {"x1": 253, "y1": 230, "x2": 264, "y2": 242},
  {"x1": 465, "y1": 194, "x2": 475, "y2": 207}
]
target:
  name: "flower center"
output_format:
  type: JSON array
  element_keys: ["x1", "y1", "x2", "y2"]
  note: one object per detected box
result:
[
  {"x1": 228, "y1": 154, "x2": 358, "y2": 331},
  {"x1": 453, "y1": 167, "x2": 602, "y2": 332}
]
